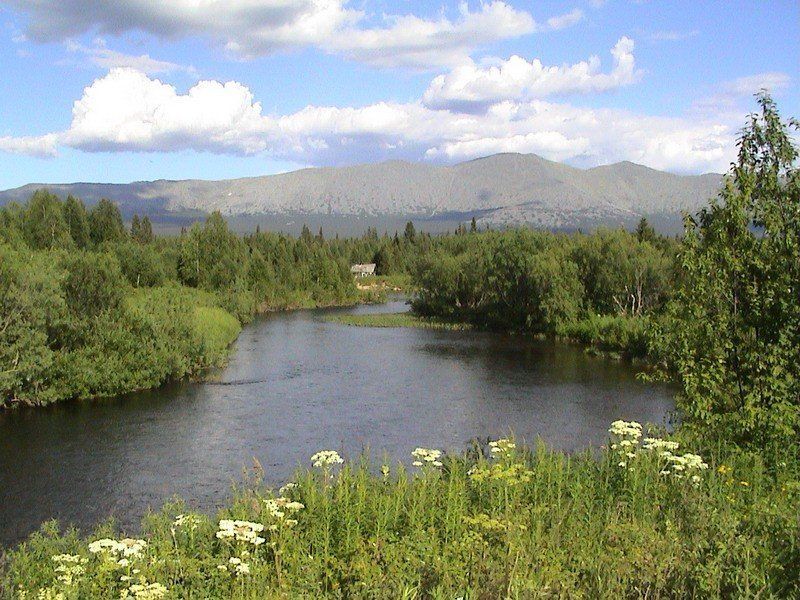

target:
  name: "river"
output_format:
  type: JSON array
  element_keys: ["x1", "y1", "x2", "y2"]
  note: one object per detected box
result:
[{"x1": 0, "y1": 300, "x2": 676, "y2": 546}]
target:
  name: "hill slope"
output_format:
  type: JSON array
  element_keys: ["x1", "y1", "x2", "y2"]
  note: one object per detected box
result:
[{"x1": 0, "y1": 153, "x2": 722, "y2": 229}]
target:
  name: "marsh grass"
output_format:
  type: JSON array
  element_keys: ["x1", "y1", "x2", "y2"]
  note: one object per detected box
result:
[
  {"x1": 324, "y1": 312, "x2": 472, "y2": 330},
  {"x1": 2, "y1": 430, "x2": 798, "y2": 599}
]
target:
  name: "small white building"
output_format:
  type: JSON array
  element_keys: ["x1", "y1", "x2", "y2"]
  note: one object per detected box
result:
[{"x1": 350, "y1": 263, "x2": 376, "y2": 277}]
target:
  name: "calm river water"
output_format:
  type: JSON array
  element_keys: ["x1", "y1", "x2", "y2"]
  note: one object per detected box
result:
[{"x1": 0, "y1": 300, "x2": 675, "y2": 546}]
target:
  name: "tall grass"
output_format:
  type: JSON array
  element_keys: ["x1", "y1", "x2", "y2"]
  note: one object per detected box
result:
[{"x1": 2, "y1": 426, "x2": 798, "y2": 599}]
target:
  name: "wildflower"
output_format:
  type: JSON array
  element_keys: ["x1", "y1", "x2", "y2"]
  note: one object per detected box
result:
[
  {"x1": 740, "y1": 481, "x2": 750, "y2": 487},
  {"x1": 218, "y1": 556, "x2": 251, "y2": 577},
  {"x1": 488, "y1": 438, "x2": 516, "y2": 459},
  {"x1": 172, "y1": 513, "x2": 202, "y2": 532},
  {"x1": 51, "y1": 554, "x2": 87, "y2": 586},
  {"x1": 411, "y1": 448, "x2": 443, "y2": 468},
  {"x1": 608, "y1": 420, "x2": 643, "y2": 471},
  {"x1": 717, "y1": 464, "x2": 732, "y2": 475},
  {"x1": 88, "y1": 538, "x2": 147, "y2": 561},
  {"x1": 642, "y1": 438, "x2": 680, "y2": 451},
  {"x1": 311, "y1": 450, "x2": 344, "y2": 468},
  {"x1": 216, "y1": 520, "x2": 266, "y2": 545},
  {"x1": 278, "y1": 482, "x2": 297, "y2": 495},
  {"x1": 120, "y1": 581, "x2": 167, "y2": 599}
]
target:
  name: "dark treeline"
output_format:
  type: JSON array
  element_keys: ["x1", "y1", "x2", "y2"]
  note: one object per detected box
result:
[
  {"x1": 0, "y1": 196, "x2": 362, "y2": 407},
  {"x1": 409, "y1": 224, "x2": 674, "y2": 358},
  {"x1": 409, "y1": 94, "x2": 800, "y2": 451}
]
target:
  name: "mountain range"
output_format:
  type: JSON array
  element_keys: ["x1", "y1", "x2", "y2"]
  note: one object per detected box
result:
[{"x1": 0, "y1": 153, "x2": 723, "y2": 231}]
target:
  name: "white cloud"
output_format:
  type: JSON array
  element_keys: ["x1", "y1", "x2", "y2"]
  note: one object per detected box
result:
[
  {"x1": 645, "y1": 30, "x2": 699, "y2": 42},
  {"x1": 64, "y1": 39, "x2": 196, "y2": 75},
  {"x1": 3, "y1": 0, "x2": 580, "y2": 69},
  {"x1": 0, "y1": 134, "x2": 59, "y2": 157},
  {"x1": 423, "y1": 37, "x2": 641, "y2": 111},
  {"x1": 692, "y1": 72, "x2": 792, "y2": 118},
  {"x1": 325, "y1": 2, "x2": 536, "y2": 69},
  {"x1": 0, "y1": 67, "x2": 736, "y2": 173},
  {"x1": 61, "y1": 68, "x2": 273, "y2": 154},
  {"x1": 545, "y1": 8, "x2": 584, "y2": 31},
  {"x1": 721, "y1": 72, "x2": 790, "y2": 96}
]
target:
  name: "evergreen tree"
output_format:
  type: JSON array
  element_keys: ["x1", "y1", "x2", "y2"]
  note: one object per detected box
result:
[
  {"x1": 89, "y1": 199, "x2": 126, "y2": 245},
  {"x1": 404, "y1": 221, "x2": 416, "y2": 243},
  {"x1": 635, "y1": 217, "x2": 656, "y2": 244},
  {"x1": 140, "y1": 216, "x2": 154, "y2": 244},
  {"x1": 470, "y1": 217, "x2": 478, "y2": 233},
  {"x1": 63, "y1": 195, "x2": 90, "y2": 249},
  {"x1": 300, "y1": 224, "x2": 314, "y2": 244}
]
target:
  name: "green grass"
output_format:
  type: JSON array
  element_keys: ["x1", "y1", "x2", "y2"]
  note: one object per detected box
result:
[
  {"x1": 192, "y1": 305, "x2": 241, "y2": 367},
  {"x1": 3, "y1": 426, "x2": 798, "y2": 599},
  {"x1": 324, "y1": 312, "x2": 472, "y2": 330},
  {"x1": 355, "y1": 274, "x2": 414, "y2": 290}
]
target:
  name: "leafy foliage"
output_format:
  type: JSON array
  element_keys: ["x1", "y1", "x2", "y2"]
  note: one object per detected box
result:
[{"x1": 655, "y1": 94, "x2": 800, "y2": 449}]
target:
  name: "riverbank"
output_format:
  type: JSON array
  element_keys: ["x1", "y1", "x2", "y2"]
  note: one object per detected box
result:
[
  {"x1": 3, "y1": 426, "x2": 797, "y2": 598},
  {"x1": 323, "y1": 311, "x2": 471, "y2": 330},
  {"x1": 328, "y1": 311, "x2": 651, "y2": 359},
  {"x1": 1, "y1": 287, "x2": 378, "y2": 410}
]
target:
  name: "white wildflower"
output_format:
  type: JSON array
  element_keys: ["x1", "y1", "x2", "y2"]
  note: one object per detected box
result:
[
  {"x1": 311, "y1": 450, "x2": 344, "y2": 468},
  {"x1": 411, "y1": 448, "x2": 443, "y2": 468}
]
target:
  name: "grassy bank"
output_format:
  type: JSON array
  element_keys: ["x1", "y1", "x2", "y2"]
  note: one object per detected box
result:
[
  {"x1": 2, "y1": 424, "x2": 798, "y2": 598},
  {"x1": 327, "y1": 310, "x2": 649, "y2": 360},
  {"x1": 324, "y1": 312, "x2": 472, "y2": 330}
]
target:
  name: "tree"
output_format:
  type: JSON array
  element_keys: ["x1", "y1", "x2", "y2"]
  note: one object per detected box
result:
[
  {"x1": 470, "y1": 217, "x2": 478, "y2": 233},
  {"x1": 89, "y1": 199, "x2": 126, "y2": 245},
  {"x1": 657, "y1": 93, "x2": 800, "y2": 448},
  {"x1": 22, "y1": 190, "x2": 72, "y2": 250},
  {"x1": 635, "y1": 217, "x2": 656, "y2": 244},
  {"x1": 140, "y1": 216, "x2": 154, "y2": 244},
  {"x1": 404, "y1": 221, "x2": 416, "y2": 243},
  {"x1": 63, "y1": 195, "x2": 90, "y2": 249},
  {"x1": 300, "y1": 224, "x2": 314, "y2": 244}
]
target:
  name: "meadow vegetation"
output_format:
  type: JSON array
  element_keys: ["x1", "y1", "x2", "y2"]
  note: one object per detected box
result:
[
  {"x1": 1, "y1": 426, "x2": 797, "y2": 598},
  {"x1": 0, "y1": 95, "x2": 798, "y2": 598}
]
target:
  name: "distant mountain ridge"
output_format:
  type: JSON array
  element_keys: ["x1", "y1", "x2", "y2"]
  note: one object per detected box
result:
[{"x1": 0, "y1": 153, "x2": 722, "y2": 229}]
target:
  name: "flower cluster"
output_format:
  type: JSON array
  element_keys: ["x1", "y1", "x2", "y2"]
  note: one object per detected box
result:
[
  {"x1": 217, "y1": 556, "x2": 250, "y2": 577},
  {"x1": 172, "y1": 513, "x2": 202, "y2": 532},
  {"x1": 311, "y1": 450, "x2": 344, "y2": 468},
  {"x1": 657, "y1": 451, "x2": 708, "y2": 484},
  {"x1": 607, "y1": 421, "x2": 709, "y2": 485},
  {"x1": 51, "y1": 554, "x2": 87, "y2": 586},
  {"x1": 216, "y1": 520, "x2": 266, "y2": 546},
  {"x1": 609, "y1": 420, "x2": 643, "y2": 468},
  {"x1": 488, "y1": 438, "x2": 516, "y2": 458},
  {"x1": 411, "y1": 447, "x2": 443, "y2": 468},
  {"x1": 88, "y1": 538, "x2": 147, "y2": 564},
  {"x1": 120, "y1": 581, "x2": 167, "y2": 599},
  {"x1": 262, "y1": 496, "x2": 304, "y2": 529}
]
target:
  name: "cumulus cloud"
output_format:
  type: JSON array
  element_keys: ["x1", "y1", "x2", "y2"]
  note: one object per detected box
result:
[
  {"x1": 0, "y1": 67, "x2": 737, "y2": 173},
  {"x1": 2, "y1": 0, "x2": 579, "y2": 69},
  {"x1": 423, "y1": 37, "x2": 641, "y2": 111},
  {"x1": 61, "y1": 69, "x2": 273, "y2": 154}
]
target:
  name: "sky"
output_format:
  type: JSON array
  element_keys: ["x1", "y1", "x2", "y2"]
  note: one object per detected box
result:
[{"x1": 0, "y1": 0, "x2": 797, "y2": 190}]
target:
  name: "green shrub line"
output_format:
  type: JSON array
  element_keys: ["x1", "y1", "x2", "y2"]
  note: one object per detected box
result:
[
  {"x1": 2, "y1": 425, "x2": 798, "y2": 598},
  {"x1": 323, "y1": 312, "x2": 473, "y2": 330}
]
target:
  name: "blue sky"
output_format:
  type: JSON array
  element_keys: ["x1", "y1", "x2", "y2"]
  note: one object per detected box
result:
[{"x1": 0, "y1": 0, "x2": 797, "y2": 190}]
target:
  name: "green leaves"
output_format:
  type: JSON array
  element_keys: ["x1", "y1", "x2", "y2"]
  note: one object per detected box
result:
[{"x1": 657, "y1": 94, "x2": 800, "y2": 449}]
